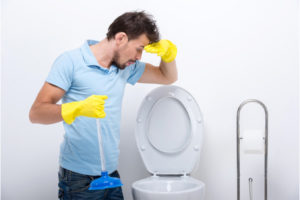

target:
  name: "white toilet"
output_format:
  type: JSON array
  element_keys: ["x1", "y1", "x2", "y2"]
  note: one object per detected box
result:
[{"x1": 132, "y1": 85, "x2": 205, "y2": 200}]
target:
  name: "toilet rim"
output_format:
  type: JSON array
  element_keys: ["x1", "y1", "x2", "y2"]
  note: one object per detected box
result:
[{"x1": 132, "y1": 176, "x2": 205, "y2": 194}]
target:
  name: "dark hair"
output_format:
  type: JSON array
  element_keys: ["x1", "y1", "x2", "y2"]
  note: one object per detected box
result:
[{"x1": 106, "y1": 11, "x2": 160, "y2": 43}]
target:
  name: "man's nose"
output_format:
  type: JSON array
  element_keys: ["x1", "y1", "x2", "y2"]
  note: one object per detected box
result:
[{"x1": 136, "y1": 52, "x2": 142, "y2": 60}]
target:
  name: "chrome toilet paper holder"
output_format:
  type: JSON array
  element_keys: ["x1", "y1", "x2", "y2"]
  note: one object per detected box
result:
[{"x1": 236, "y1": 99, "x2": 268, "y2": 200}]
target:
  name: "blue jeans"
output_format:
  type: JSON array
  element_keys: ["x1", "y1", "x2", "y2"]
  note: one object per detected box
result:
[{"x1": 58, "y1": 167, "x2": 124, "y2": 200}]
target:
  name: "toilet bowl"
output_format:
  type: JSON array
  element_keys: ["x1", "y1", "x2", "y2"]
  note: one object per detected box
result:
[{"x1": 132, "y1": 86, "x2": 205, "y2": 200}]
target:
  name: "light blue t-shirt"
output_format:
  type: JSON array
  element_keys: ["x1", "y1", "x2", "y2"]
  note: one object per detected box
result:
[{"x1": 46, "y1": 40, "x2": 145, "y2": 175}]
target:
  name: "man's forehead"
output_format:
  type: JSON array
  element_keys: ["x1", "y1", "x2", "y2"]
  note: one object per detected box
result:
[{"x1": 132, "y1": 34, "x2": 150, "y2": 46}]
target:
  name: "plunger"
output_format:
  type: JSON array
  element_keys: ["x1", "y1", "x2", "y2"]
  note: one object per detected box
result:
[{"x1": 88, "y1": 119, "x2": 123, "y2": 190}]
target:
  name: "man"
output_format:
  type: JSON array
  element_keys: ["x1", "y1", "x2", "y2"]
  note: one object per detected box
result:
[{"x1": 29, "y1": 11, "x2": 177, "y2": 200}]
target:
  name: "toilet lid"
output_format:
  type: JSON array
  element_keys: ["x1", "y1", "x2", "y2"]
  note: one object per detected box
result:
[{"x1": 135, "y1": 86, "x2": 204, "y2": 175}]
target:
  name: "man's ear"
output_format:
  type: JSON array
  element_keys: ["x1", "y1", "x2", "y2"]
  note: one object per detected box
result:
[{"x1": 114, "y1": 32, "x2": 128, "y2": 46}]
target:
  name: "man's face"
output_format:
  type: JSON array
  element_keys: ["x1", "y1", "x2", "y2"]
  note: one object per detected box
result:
[{"x1": 112, "y1": 34, "x2": 150, "y2": 69}]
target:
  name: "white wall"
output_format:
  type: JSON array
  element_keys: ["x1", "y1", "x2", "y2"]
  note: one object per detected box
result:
[
  {"x1": 2, "y1": 0, "x2": 298, "y2": 200},
  {"x1": 0, "y1": 0, "x2": 2, "y2": 198}
]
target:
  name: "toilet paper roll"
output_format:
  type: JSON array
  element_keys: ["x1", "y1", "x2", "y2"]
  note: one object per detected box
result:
[{"x1": 242, "y1": 130, "x2": 265, "y2": 154}]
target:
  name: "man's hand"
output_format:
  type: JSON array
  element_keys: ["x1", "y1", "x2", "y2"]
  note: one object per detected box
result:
[
  {"x1": 61, "y1": 95, "x2": 108, "y2": 125},
  {"x1": 144, "y1": 39, "x2": 177, "y2": 63}
]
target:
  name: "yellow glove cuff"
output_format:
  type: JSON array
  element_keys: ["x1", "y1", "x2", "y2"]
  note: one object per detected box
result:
[
  {"x1": 161, "y1": 41, "x2": 177, "y2": 63},
  {"x1": 61, "y1": 102, "x2": 78, "y2": 125}
]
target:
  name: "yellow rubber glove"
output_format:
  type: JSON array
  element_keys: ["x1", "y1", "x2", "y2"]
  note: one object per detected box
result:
[
  {"x1": 144, "y1": 39, "x2": 177, "y2": 63},
  {"x1": 61, "y1": 95, "x2": 108, "y2": 125}
]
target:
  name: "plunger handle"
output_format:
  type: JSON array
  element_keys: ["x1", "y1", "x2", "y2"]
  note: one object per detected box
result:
[{"x1": 96, "y1": 118, "x2": 106, "y2": 172}]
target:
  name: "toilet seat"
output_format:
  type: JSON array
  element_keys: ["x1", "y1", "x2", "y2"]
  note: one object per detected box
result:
[{"x1": 135, "y1": 86, "x2": 204, "y2": 175}]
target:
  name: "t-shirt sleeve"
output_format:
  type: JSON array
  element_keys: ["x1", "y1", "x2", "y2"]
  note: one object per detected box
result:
[
  {"x1": 126, "y1": 60, "x2": 146, "y2": 85},
  {"x1": 46, "y1": 53, "x2": 73, "y2": 92}
]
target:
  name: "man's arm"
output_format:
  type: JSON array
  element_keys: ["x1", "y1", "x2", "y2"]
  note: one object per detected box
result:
[
  {"x1": 138, "y1": 60, "x2": 177, "y2": 84},
  {"x1": 29, "y1": 82, "x2": 65, "y2": 124}
]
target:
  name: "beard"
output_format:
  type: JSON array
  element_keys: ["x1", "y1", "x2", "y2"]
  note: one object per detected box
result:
[
  {"x1": 112, "y1": 51, "x2": 126, "y2": 70},
  {"x1": 112, "y1": 51, "x2": 135, "y2": 70}
]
